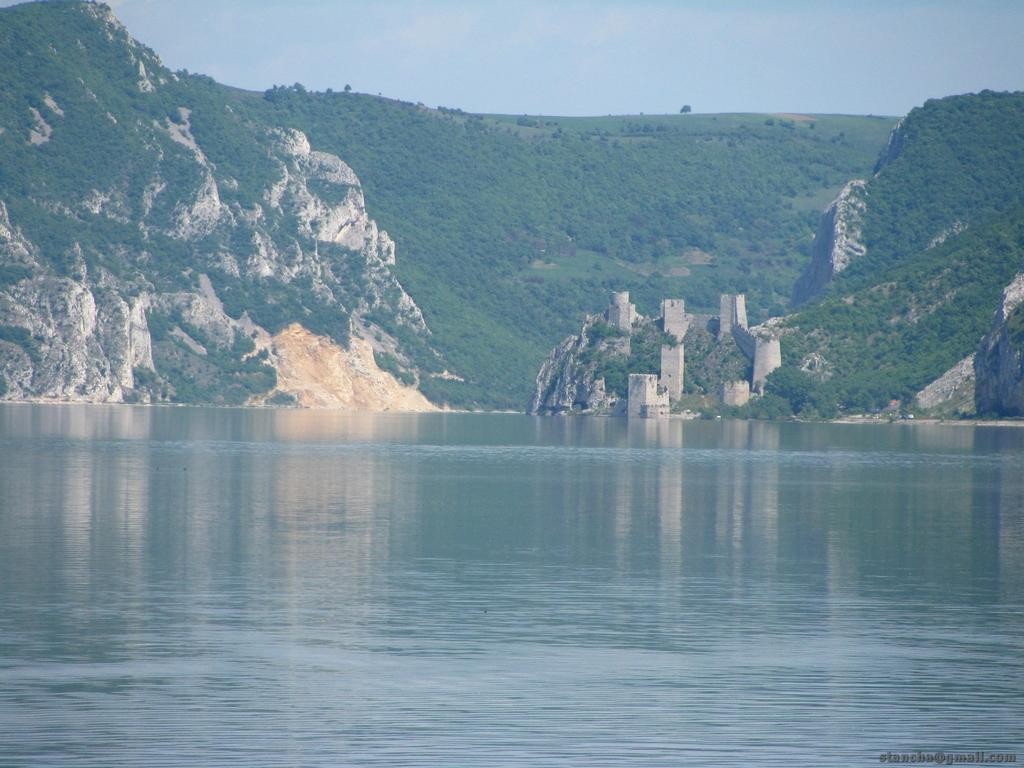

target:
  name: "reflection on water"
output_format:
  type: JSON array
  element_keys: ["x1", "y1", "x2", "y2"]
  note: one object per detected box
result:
[{"x1": 0, "y1": 405, "x2": 1022, "y2": 766}]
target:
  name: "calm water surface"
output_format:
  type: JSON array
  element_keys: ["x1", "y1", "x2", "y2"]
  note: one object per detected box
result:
[{"x1": 1, "y1": 405, "x2": 1022, "y2": 766}]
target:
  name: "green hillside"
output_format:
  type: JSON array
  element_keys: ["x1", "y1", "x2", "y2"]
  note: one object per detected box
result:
[
  {"x1": 252, "y1": 92, "x2": 893, "y2": 405},
  {"x1": 778, "y1": 91, "x2": 1024, "y2": 414},
  {"x1": 0, "y1": 1, "x2": 434, "y2": 404},
  {"x1": 0, "y1": 1, "x2": 897, "y2": 408}
]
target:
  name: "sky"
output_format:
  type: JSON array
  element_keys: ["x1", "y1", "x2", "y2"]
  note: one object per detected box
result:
[{"x1": 10, "y1": 0, "x2": 1024, "y2": 116}]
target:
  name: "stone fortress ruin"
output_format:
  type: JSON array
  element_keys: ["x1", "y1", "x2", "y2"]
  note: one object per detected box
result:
[
  {"x1": 716, "y1": 293, "x2": 782, "y2": 400},
  {"x1": 627, "y1": 374, "x2": 670, "y2": 418},
  {"x1": 603, "y1": 290, "x2": 781, "y2": 418}
]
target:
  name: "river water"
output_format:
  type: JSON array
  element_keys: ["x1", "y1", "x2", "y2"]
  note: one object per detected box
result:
[{"x1": 0, "y1": 405, "x2": 1021, "y2": 766}]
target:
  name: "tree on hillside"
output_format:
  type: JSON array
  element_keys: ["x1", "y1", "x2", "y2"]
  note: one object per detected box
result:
[{"x1": 680, "y1": 105, "x2": 692, "y2": 114}]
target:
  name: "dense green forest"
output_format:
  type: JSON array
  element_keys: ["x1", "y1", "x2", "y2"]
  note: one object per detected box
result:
[
  {"x1": 777, "y1": 91, "x2": 1024, "y2": 414},
  {"x1": 250, "y1": 91, "x2": 892, "y2": 405},
  {"x1": 4, "y1": 2, "x2": 1021, "y2": 414},
  {"x1": 0, "y1": 1, "x2": 895, "y2": 408}
]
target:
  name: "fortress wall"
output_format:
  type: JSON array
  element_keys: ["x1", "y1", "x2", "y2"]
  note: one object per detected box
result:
[
  {"x1": 729, "y1": 322, "x2": 781, "y2": 394},
  {"x1": 731, "y1": 326, "x2": 757, "y2": 359},
  {"x1": 733, "y1": 295, "x2": 748, "y2": 329},
  {"x1": 628, "y1": 374, "x2": 655, "y2": 417},
  {"x1": 718, "y1": 295, "x2": 734, "y2": 339},
  {"x1": 642, "y1": 401, "x2": 670, "y2": 418},
  {"x1": 718, "y1": 294, "x2": 748, "y2": 341}
]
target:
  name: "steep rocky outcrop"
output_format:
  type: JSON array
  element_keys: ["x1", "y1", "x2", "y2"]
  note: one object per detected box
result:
[
  {"x1": 778, "y1": 92, "x2": 1024, "y2": 416},
  {"x1": 263, "y1": 129, "x2": 426, "y2": 332},
  {"x1": 0, "y1": 4, "x2": 434, "y2": 408},
  {"x1": 0, "y1": 275, "x2": 154, "y2": 402},
  {"x1": 0, "y1": 121, "x2": 432, "y2": 407},
  {"x1": 792, "y1": 180, "x2": 868, "y2": 304},
  {"x1": 915, "y1": 354, "x2": 975, "y2": 414},
  {"x1": 0, "y1": 203, "x2": 148, "y2": 400},
  {"x1": 874, "y1": 118, "x2": 905, "y2": 173},
  {"x1": 975, "y1": 274, "x2": 1024, "y2": 416},
  {"x1": 528, "y1": 317, "x2": 622, "y2": 415}
]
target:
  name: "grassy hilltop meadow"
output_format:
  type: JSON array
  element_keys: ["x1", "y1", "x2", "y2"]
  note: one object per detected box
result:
[{"x1": 1, "y1": 0, "x2": 1022, "y2": 415}]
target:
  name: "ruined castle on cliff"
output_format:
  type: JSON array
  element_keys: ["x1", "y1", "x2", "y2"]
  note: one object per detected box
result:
[
  {"x1": 527, "y1": 290, "x2": 782, "y2": 418},
  {"x1": 611, "y1": 291, "x2": 780, "y2": 418}
]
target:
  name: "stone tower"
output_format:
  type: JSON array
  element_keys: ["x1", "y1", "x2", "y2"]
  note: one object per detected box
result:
[
  {"x1": 628, "y1": 373, "x2": 669, "y2": 418},
  {"x1": 751, "y1": 337, "x2": 782, "y2": 394},
  {"x1": 606, "y1": 291, "x2": 637, "y2": 332},
  {"x1": 659, "y1": 344, "x2": 684, "y2": 401},
  {"x1": 721, "y1": 380, "x2": 751, "y2": 406},
  {"x1": 661, "y1": 299, "x2": 688, "y2": 343}
]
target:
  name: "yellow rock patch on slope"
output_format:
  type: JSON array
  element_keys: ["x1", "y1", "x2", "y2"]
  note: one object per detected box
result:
[{"x1": 263, "y1": 323, "x2": 437, "y2": 411}]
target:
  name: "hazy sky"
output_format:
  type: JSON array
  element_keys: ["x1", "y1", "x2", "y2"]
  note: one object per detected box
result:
[{"x1": 12, "y1": 0, "x2": 1024, "y2": 116}]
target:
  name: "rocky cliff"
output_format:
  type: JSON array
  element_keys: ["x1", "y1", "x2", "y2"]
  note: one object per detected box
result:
[
  {"x1": 0, "y1": 2, "x2": 436, "y2": 409},
  {"x1": 915, "y1": 354, "x2": 975, "y2": 415},
  {"x1": 778, "y1": 92, "x2": 1024, "y2": 414},
  {"x1": 527, "y1": 317, "x2": 621, "y2": 415},
  {"x1": 874, "y1": 118, "x2": 905, "y2": 173},
  {"x1": 791, "y1": 118, "x2": 917, "y2": 306},
  {"x1": 791, "y1": 179, "x2": 868, "y2": 305},
  {"x1": 975, "y1": 273, "x2": 1024, "y2": 416},
  {"x1": 0, "y1": 200, "x2": 155, "y2": 401}
]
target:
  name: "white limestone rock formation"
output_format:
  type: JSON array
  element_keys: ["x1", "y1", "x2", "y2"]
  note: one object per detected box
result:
[
  {"x1": 792, "y1": 180, "x2": 868, "y2": 305},
  {"x1": 974, "y1": 274, "x2": 1024, "y2": 416},
  {"x1": 0, "y1": 123, "x2": 432, "y2": 405},
  {"x1": 0, "y1": 276, "x2": 153, "y2": 402},
  {"x1": 259, "y1": 128, "x2": 425, "y2": 331},
  {"x1": 0, "y1": 4, "x2": 437, "y2": 408},
  {"x1": 528, "y1": 317, "x2": 621, "y2": 415},
  {"x1": 875, "y1": 118, "x2": 905, "y2": 173},
  {"x1": 792, "y1": 118, "x2": 911, "y2": 307},
  {"x1": 915, "y1": 355, "x2": 975, "y2": 413},
  {"x1": 28, "y1": 107, "x2": 53, "y2": 145}
]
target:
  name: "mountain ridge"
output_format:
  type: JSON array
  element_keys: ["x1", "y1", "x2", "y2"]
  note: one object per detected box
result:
[
  {"x1": 0, "y1": 0, "x2": 436, "y2": 408},
  {"x1": 776, "y1": 90, "x2": 1024, "y2": 415},
  {"x1": 7, "y1": 1, "x2": 1020, "y2": 415},
  {"x1": 527, "y1": 91, "x2": 1024, "y2": 419}
]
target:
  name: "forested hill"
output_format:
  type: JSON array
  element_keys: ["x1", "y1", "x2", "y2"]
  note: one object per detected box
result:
[
  {"x1": 776, "y1": 91, "x2": 1024, "y2": 415},
  {"x1": 256, "y1": 98, "x2": 892, "y2": 406},
  {"x1": 0, "y1": 0, "x2": 896, "y2": 408}
]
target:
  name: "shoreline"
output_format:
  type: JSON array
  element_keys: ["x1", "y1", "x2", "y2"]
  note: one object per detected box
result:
[
  {"x1": 3, "y1": 399, "x2": 1024, "y2": 426},
  {"x1": 0, "y1": 399, "x2": 493, "y2": 415},
  {"x1": 829, "y1": 415, "x2": 1024, "y2": 428}
]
